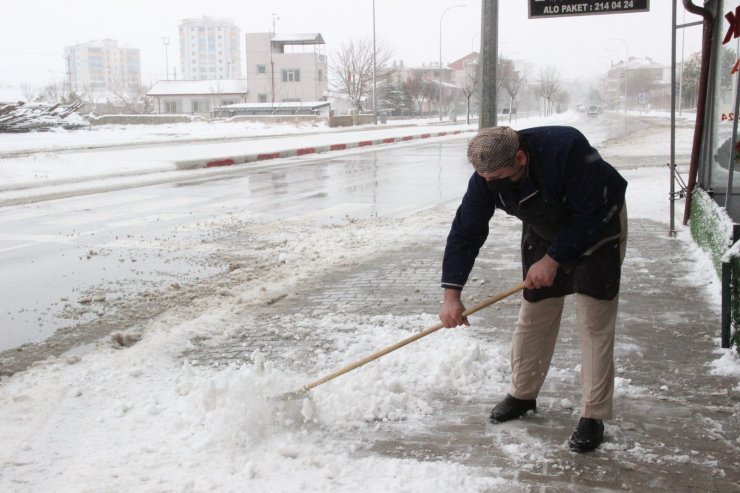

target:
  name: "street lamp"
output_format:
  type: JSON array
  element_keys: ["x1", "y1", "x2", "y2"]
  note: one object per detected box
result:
[
  {"x1": 439, "y1": 4, "x2": 466, "y2": 121},
  {"x1": 161, "y1": 37, "x2": 170, "y2": 81},
  {"x1": 610, "y1": 37, "x2": 629, "y2": 117},
  {"x1": 372, "y1": 0, "x2": 377, "y2": 124}
]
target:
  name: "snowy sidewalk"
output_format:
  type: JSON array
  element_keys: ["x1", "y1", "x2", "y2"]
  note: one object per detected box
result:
[{"x1": 186, "y1": 204, "x2": 740, "y2": 491}]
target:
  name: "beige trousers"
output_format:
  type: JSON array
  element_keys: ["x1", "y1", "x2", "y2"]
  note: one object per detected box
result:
[{"x1": 509, "y1": 206, "x2": 628, "y2": 420}]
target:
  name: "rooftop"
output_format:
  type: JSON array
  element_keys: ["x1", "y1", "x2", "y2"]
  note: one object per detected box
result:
[{"x1": 271, "y1": 33, "x2": 325, "y2": 45}]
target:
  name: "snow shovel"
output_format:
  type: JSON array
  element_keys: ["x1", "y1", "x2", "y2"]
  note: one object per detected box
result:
[{"x1": 276, "y1": 281, "x2": 525, "y2": 401}]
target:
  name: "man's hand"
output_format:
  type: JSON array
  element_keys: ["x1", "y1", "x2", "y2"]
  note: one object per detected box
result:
[
  {"x1": 525, "y1": 254, "x2": 559, "y2": 289},
  {"x1": 439, "y1": 288, "x2": 469, "y2": 328}
]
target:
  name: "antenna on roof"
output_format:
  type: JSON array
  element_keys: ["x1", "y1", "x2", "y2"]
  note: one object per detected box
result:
[{"x1": 272, "y1": 14, "x2": 279, "y2": 34}]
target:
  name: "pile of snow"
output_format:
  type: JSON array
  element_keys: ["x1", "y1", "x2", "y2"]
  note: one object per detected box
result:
[
  {"x1": 0, "y1": 101, "x2": 87, "y2": 133},
  {"x1": 0, "y1": 306, "x2": 513, "y2": 491}
]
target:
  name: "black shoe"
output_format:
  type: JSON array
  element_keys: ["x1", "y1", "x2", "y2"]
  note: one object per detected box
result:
[
  {"x1": 489, "y1": 394, "x2": 537, "y2": 423},
  {"x1": 568, "y1": 417, "x2": 604, "y2": 453}
]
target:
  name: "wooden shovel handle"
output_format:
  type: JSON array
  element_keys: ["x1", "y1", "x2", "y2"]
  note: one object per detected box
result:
[{"x1": 303, "y1": 281, "x2": 525, "y2": 391}]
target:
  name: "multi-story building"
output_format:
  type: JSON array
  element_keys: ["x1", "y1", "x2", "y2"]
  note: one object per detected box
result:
[
  {"x1": 64, "y1": 39, "x2": 141, "y2": 93},
  {"x1": 179, "y1": 17, "x2": 241, "y2": 80},
  {"x1": 245, "y1": 32, "x2": 328, "y2": 104},
  {"x1": 601, "y1": 57, "x2": 670, "y2": 111}
]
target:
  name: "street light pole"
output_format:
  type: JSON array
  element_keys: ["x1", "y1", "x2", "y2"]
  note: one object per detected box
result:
[
  {"x1": 611, "y1": 38, "x2": 628, "y2": 118},
  {"x1": 372, "y1": 0, "x2": 377, "y2": 124},
  {"x1": 439, "y1": 4, "x2": 466, "y2": 121},
  {"x1": 162, "y1": 37, "x2": 170, "y2": 81}
]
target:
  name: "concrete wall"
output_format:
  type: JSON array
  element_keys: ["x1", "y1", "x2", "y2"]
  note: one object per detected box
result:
[
  {"x1": 328, "y1": 112, "x2": 376, "y2": 128},
  {"x1": 90, "y1": 114, "x2": 206, "y2": 125},
  {"x1": 224, "y1": 115, "x2": 324, "y2": 124}
]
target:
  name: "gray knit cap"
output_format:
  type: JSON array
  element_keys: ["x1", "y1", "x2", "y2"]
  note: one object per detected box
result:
[{"x1": 467, "y1": 126, "x2": 520, "y2": 173}]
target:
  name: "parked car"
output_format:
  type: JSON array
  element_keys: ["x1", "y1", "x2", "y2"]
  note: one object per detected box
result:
[{"x1": 587, "y1": 105, "x2": 599, "y2": 117}]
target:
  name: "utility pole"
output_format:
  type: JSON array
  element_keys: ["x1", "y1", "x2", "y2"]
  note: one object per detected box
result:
[
  {"x1": 372, "y1": 0, "x2": 377, "y2": 124},
  {"x1": 478, "y1": 0, "x2": 498, "y2": 129},
  {"x1": 162, "y1": 37, "x2": 170, "y2": 80},
  {"x1": 65, "y1": 54, "x2": 73, "y2": 97},
  {"x1": 439, "y1": 4, "x2": 466, "y2": 121}
]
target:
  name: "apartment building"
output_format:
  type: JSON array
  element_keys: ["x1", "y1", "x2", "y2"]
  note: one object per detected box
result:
[
  {"x1": 245, "y1": 32, "x2": 328, "y2": 104},
  {"x1": 179, "y1": 17, "x2": 242, "y2": 80},
  {"x1": 64, "y1": 39, "x2": 141, "y2": 93}
]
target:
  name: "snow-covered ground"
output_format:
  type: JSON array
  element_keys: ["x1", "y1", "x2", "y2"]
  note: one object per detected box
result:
[{"x1": 0, "y1": 113, "x2": 737, "y2": 492}]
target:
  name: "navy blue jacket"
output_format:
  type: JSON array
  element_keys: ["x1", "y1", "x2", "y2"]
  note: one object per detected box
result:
[{"x1": 442, "y1": 126, "x2": 627, "y2": 298}]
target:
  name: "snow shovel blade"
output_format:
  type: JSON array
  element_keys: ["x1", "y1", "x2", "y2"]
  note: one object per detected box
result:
[
  {"x1": 271, "y1": 282, "x2": 525, "y2": 401},
  {"x1": 272, "y1": 386, "x2": 310, "y2": 401}
]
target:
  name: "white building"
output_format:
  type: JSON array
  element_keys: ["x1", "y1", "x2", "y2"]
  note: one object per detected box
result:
[
  {"x1": 147, "y1": 79, "x2": 247, "y2": 114},
  {"x1": 245, "y1": 33, "x2": 328, "y2": 104},
  {"x1": 179, "y1": 17, "x2": 242, "y2": 80},
  {"x1": 64, "y1": 39, "x2": 141, "y2": 94}
]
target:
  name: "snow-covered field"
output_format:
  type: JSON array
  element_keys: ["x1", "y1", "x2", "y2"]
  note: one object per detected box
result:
[{"x1": 0, "y1": 113, "x2": 737, "y2": 491}]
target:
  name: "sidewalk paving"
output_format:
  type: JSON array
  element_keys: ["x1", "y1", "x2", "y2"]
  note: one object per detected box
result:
[{"x1": 189, "y1": 213, "x2": 740, "y2": 491}]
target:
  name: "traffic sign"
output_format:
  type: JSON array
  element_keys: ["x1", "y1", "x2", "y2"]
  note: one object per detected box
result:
[{"x1": 529, "y1": 0, "x2": 650, "y2": 19}]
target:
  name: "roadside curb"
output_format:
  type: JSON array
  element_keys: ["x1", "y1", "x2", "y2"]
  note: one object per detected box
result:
[{"x1": 175, "y1": 129, "x2": 475, "y2": 170}]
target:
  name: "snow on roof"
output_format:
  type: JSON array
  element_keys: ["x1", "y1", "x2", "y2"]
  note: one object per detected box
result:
[
  {"x1": 448, "y1": 52, "x2": 479, "y2": 70},
  {"x1": 147, "y1": 79, "x2": 247, "y2": 96},
  {"x1": 271, "y1": 33, "x2": 325, "y2": 45}
]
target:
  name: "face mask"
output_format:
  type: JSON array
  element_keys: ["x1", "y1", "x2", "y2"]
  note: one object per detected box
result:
[{"x1": 486, "y1": 177, "x2": 520, "y2": 193}]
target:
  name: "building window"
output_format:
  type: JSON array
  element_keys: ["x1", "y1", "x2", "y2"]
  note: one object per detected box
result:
[
  {"x1": 257, "y1": 64, "x2": 266, "y2": 74},
  {"x1": 221, "y1": 100, "x2": 235, "y2": 106},
  {"x1": 282, "y1": 98, "x2": 301, "y2": 103},
  {"x1": 164, "y1": 101, "x2": 179, "y2": 113},
  {"x1": 281, "y1": 69, "x2": 300, "y2": 82},
  {"x1": 318, "y1": 69, "x2": 323, "y2": 82},
  {"x1": 258, "y1": 94, "x2": 268, "y2": 103},
  {"x1": 191, "y1": 101, "x2": 200, "y2": 113}
]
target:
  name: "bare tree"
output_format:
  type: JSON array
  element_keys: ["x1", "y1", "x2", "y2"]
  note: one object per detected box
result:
[
  {"x1": 531, "y1": 81, "x2": 545, "y2": 117},
  {"x1": 109, "y1": 79, "x2": 153, "y2": 114},
  {"x1": 422, "y1": 79, "x2": 438, "y2": 117},
  {"x1": 537, "y1": 65, "x2": 561, "y2": 117},
  {"x1": 19, "y1": 83, "x2": 37, "y2": 102},
  {"x1": 554, "y1": 89, "x2": 570, "y2": 113},
  {"x1": 403, "y1": 75, "x2": 425, "y2": 116},
  {"x1": 330, "y1": 38, "x2": 393, "y2": 112},
  {"x1": 78, "y1": 83, "x2": 107, "y2": 109},
  {"x1": 501, "y1": 63, "x2": 526, "y2": 123},
  {"x1": 36, "y1": 82, "x2": 64, "y2": 104},
  {"x1": 496, "y1": 57, "x2": 513, "y2": 95},
  {"x1": 461, "y1": 61, "x2": 479, "y2": 124}
]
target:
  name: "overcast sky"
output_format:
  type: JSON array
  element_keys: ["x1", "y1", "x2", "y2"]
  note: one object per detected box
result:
[{"x1": 1, "y1": 0, "x2": 704, "y2": 87}]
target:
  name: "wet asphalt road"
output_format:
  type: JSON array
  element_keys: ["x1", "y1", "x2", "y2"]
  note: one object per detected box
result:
[{"x1": 0, "y1": 112, "x2": 662, "y2": 356}]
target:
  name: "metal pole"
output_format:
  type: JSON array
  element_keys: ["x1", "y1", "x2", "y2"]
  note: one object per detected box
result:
[
  {"x1": 162, "y1": 37, "x2": 170, "y2": 81},
  {"x1": 373, "y1": 0, "x2": 377, "y2": 124},
  {"x1": 439, "y1": 4, "x2": 466, "y2": 121},
  {"x1": 670, "y1": 0, "x2": 677, "y2": 236},
  {"x1": 479, "y1": 0, "x2": 498, "y2": 129},
  {"x1": 611, "y1": 37, "x2": 628, "y2": 134},
  {"x1": 678, "y1": 6, "x2": 686, "y2": 115}
]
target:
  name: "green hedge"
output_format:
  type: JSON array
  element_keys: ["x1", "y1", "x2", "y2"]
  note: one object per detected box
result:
[
  {"x1": 689, "y1": 188, "x2": 739, "y2": 352},
  {"x1": 689, "y1": 188, "x2": 733, "y2": 276}
]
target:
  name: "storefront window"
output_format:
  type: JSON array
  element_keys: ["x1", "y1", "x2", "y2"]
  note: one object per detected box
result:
[{"x1": 709, "y1": 0, "x2": 740, "y2": 191}]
